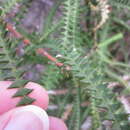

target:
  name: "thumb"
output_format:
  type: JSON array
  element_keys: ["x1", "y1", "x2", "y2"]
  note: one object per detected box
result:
[
  {"x1": 49, "y1": 116, "x2": 68, "y2": 130},
  {"x1": 0, "y1": 105, "x2": 49, "y2": 130}
]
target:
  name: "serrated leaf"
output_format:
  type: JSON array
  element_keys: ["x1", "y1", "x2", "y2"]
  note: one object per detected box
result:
[
  {"x1": 15, "y1": 70, "x2": 26, "y2": 77},
  {"x1": 0, "y1": 66, "x2": 12, "y2": 70},
  {"x1": 0, "y1": 59, "x2": 9, "y2": 63},
  {"x1": 8, "y1": 80, "x2": 29, "y2": 89},
  {"x1": 16, "y1": 96, "x2": 35, "y2": 106},
  {"x1": 4, "y1": 76, "x2": 15, "y2": 80},
  {"x1": 13, "y1": 88, "x2": 33, "y2": 97}
]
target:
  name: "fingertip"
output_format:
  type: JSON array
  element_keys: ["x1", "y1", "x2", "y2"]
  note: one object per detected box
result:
[
  {"x1": 25, "y1": 82, "x2": 49, "y2": 110},
  {"x1": 49, "y1": 116, "x2": 68, "y2": 130},
  {"x1": 0, "y1": 81, "x2": 12, "y2": 87},
  {"x1": 0, "y1": 81, "x2": 20, "y2": 114},
  {"x1": 0, "y1": 105, "x2": 49, "y2": 130},
  {"x1": 0, "y1": 81, "x2": 49, "y2": 114}
]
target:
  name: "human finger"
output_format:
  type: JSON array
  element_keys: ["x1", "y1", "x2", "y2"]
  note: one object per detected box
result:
[
  {"x1": 49, "y1": 116, "x2": 68, "y2": 130},
  {"x1": 0, "y1": 105, "x2": 49, "y2": 130},
  {"x1": 0, "y1": 81, "x2": 49, "y2": 114}
]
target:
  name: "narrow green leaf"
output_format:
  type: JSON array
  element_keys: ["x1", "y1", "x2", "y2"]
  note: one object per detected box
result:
[
  {"x1": 99, "y1": 33, "x2": 123, "y2": 48},
  {"x1": 8, "y1": 80, "x2": 29, "y2": 89},
  {"x1": 16, "y1": 96, "x2": 36, "y2": 106},
  {"x1": 13, "y1": 88, "x2": 33, "y2": 97}
]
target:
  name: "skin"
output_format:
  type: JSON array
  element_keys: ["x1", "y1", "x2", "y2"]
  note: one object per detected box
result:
[{"x1": 0, "y1": 81, "x2": 68, "y2": 130}]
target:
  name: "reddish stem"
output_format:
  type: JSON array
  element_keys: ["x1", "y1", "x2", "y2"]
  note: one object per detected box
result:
[
  {"x1": 5, "y1": 22, "x2": 64, "y2": 67},
  {"x1": 6, "y1": 23, "x2": 22, "y2": 39},
  {"x1": 37, "y1": 48, "x2": 64, "y2": 67}
]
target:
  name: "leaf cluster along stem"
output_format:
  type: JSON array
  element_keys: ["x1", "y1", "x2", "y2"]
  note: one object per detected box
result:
[{"x1": 5, "y1": 22, "x2": 64, "y2": 67}]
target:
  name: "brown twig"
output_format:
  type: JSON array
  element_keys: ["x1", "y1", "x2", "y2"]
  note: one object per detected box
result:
[{"x1": 61, "y1": 105, "x2": 73, "y2": 121}]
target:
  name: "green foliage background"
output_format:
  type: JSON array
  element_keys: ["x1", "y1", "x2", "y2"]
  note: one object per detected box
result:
[{"x1": 0, "y1": 0, "x2": 130, "y2": 129}]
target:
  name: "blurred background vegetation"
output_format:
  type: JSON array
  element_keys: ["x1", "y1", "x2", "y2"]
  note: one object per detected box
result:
[{"x1": 0, "y1": 0, "x2": 130, "y2": 129}]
